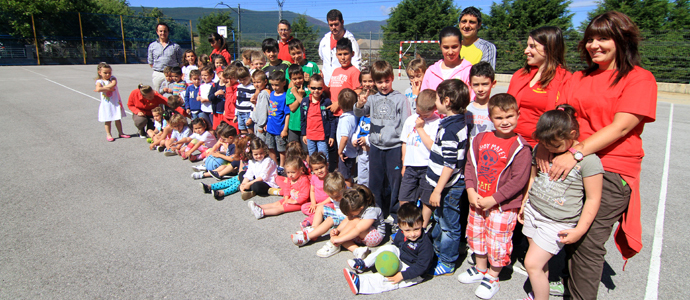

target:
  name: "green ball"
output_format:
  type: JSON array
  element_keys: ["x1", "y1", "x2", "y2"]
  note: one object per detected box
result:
[
  {"x1": 146, "y1": 138, "x2": 153, "y2": 143},
  {"x1": 375, "y1": 251, "x2": 400, "y2": 277}
]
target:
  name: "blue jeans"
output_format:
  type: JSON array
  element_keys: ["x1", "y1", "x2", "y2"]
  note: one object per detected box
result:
[
  {"x1": 431, "y1": 181, "x2": 466, "y2": 266},
  {"x1": 307, "y1": 139, "x2": 329, "y2": 160},
  {"x1": 192, "y1": 111, "x2": 212, "y2": 128},
  {"x1": 237, "y1": 111, "x2": 251, "y2": 130}
]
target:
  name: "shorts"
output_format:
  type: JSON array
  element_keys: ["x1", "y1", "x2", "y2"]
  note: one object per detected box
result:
[
  {"x1": 338, "y1": 157, "x2": 356, "y2": 179},
  {"x1": 323, "y1": 206, "x2": 346, "y2": 226},
  {"x1": 237, "y1": 111, "x2": 251, "y2": 130},
  {"x1": 265, "y1": 132, "x2": 287, "y2": 152},
  {"x1": 352, "y1": 227, "x2": 384, "y2": 247},
  {"x1": 279, "y1": 198, "x2": 303, "y2": 213},
  {"x1": 522, "y1": 202, "x2": 576, "y2": 255},
  {"x1": 417, "y1": 177, "x2": 435, "y2": 206},
  {"x1": 466, "y1": 205, "x2": 519, "y2": 267},
  {"x1": 398, "y1": 166, "x2": 427, "y2": 203}
]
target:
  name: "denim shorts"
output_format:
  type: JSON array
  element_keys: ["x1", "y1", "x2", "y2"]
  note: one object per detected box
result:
[{"x1": 237, "y1": 111, "x2": 251, "y2": 130}]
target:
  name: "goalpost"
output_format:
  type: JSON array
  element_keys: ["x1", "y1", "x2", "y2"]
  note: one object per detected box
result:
[{"x1": 398, "y1": 40, "x2": 439, "y2": 79}]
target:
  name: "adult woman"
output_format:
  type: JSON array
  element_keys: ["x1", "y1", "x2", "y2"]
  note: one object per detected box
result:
[
  {"x1": 507, "y1": 26, "x2": 571, "y2": 147},
  {"x1": 544, "y1": 12, "x2": 657, "y2": 299},
  {"x1": 127, "y1": 84, "x2": 169, "y2": 137},
  {"x1": 209, "y1": 32, "x2": 232, "y2": 66}
]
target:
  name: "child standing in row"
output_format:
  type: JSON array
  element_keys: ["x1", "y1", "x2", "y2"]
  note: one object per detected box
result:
[
  {"x1": 336, "y1": 89, "x2": 359, "y2": 186},
  {"x1": 247, "y1": 156, "x2": 311, "y2": 219},
  {"x1": 250, "y1": 50, "x2": 266, "y2": 75},
  {"x1": 404, "y1": 58, "x2": 427, "y2": 113},
  {"x1": 198, "y1": 66, "x2": 215, "y2": 126},
  {"x1": 466, "y1": 62, "x2": 497, "y2": 137},
  {"x1": 289, "y1": 38, "x2": 321, "y2": 83},
  {"x1": 235, "y1": 66, "x2": 256, "y2": 134},
  {"x1": 352, "y1": 67, "x2": 376, "y2": 187},
  {"x1": 421, "y1": 26, "x2": 475, "y2": 101},
  {"x1": 182, "y1": 50, "x2": 198, "y2": 85},
  {"x1": 261, "y1": 38, "x2": 290, "y2": 81},
  {"x1": 286, "y1": 64, "x2": 307, "y2": 144},
  {"x1": 266, "y1": 71, "x2": 291, "y2": 168},
  {"x1": 250, "y1": 71, "x2": 270, "y2": 141},
  {"x1": 328, "y1": 38, "x2": 360, "y2": 116},
  {"x1": 169, "y1": 67, "x2": 186, "y2": 97},
  {"x1": 458, "y1": 94, "x2": 531, "y2": 299},
  {"x1": 184, "y1": 69, "x2": 201, "y2": 119},
  {"x1": 300, "y1": 74, "x2": 336, "y2": 159},
  {"x1": 94, "y1": 62, "x2": 129, "y2": 142}
]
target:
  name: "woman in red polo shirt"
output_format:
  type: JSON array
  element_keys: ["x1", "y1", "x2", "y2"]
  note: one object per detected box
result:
[
  {"x1": 127, "y1": 84, "x2": 168, "y2": 137},
  {"x1": 542, "y1": 11, "x2": 657, "y2": 300},
  {"x1": 209, "y1": 32, "x2": 232, "y2": 66},
  {"x1": 507, "y1": 26, "x2": 571, "y2": 147}
]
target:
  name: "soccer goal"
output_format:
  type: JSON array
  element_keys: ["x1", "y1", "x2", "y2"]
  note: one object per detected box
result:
[{"x1": 398, "y1": 40, "x2": 439, "y2": 79}]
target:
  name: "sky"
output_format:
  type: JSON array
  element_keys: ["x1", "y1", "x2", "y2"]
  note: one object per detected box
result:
[{"x1": 128, "y1": 0, "x2": 599, "y2": 29}]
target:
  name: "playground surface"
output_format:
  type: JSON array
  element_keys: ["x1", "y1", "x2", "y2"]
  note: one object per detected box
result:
[{"x1": 0, "y1": 64, "x2": 687, "y2": 299}]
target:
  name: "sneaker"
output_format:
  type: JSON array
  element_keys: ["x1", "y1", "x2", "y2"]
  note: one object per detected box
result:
[
  {"x1": 291, "y1": 229, "x2": 310, "y2": 246},
  {"x1": 163, "y1": 149, "x2": 177, "y2": 156},
  {"x1": 343, "y1": 268, "x2": 360, "y2": 295},
  {"x1": 200, "y1": 183, "x2": 211, "y2": 194},
  {"x1": 158, "y1": 146, "x2": 166, "y2": 152},
  {"x1": 299, "y1": 218, "x2": 311, "y2": 230},
  {"x1": 139, "y1": 131, "x2": 148, "y2": 138},
  {"x1": 241, "y1": 190, "x2": 256, "y2": 200},
  {"x1": 518, "y1": 292, "x2": 535, "y2": 300},
  {"x1": 213, "y1": 190, "x2": 225, "y2": 201},
  {"x1": 467, "y1": 251, "x2": 476, "y2": 265},
  {"x1": 458, "y1": 266, "x2": 487, "y2": 284},
  {"x1": 209, "y1": 170, "x2": 222, "y2": 180},
  {"x1": 550, "y1": 280, "x2": 565, "y2": 296},
  {"x1": 192, "y1": 164, "x2": 207, "y2": 172},
  {"x1": 347, "y1": 258, "x2": 367, "y2": 273},
  {"x1": 248, "y1": 201, "x2": 264, "y2": 219},
  {"x1": 277, "y1": 166, "x2": 286, "y2": 177},
  {"x1": 316, "y1": 241, "x2": 341, "y2": 258},
  {"x1": 352, "y1": 246, "x2": 370, "y2": 259},
  {"x1": 268, "y1": 187, "x2": 281, "y2": 196},
  {"x1": 191, "y1": 172, "x2": 205, "y2": 180},
  {"x1": 430, "y1": 261, "x2": 455, "y2": 276},
  {"x1": 475, "y1": 275, "x2": 500, "y2": 299},
  {"x1": 189, "y1": 154, "x2": 200, "y2": 162}
]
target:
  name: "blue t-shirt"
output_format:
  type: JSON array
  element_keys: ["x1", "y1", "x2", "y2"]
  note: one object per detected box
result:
[
  {"x1": 356, "y1": 116, "x2": 371, "y2": 139},
  {"x1": 267, "y1": 92, "x2": 291, "y2": 135}
]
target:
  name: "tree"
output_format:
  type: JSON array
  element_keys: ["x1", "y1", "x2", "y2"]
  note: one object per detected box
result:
[
  {"x1": 196, "y1": 11, "x2": 234, "y2": 57},
  {"x1": 291, "y1": 14, "x2": 319, "y2": 63},
  {"x1": 578, "y1": 0, "x2": 670, "y2": 31},
  {"x1": 665, "y1": 0, "x2": 690, "y2": 30},
  {"x1": 380, "y1": 0, "x2": 460, "y2": 66}
]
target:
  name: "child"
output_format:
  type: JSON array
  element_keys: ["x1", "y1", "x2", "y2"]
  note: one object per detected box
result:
[
  {"x1": 213, "y1": 55, "x2": 227, "y2": 83},
  {"x1": 169, "y1": 67, "x2": 186, "y2": 96},
  {"x1": 291, "y1": 170, "x2": 346, "y2": 246},
  {"x1": 300, "y1": 74, "x2": 337, "y2": 159},
  {"x1": 182, "y1": 49, "x2": 199, "y2": 85},
  {"x1": 94, "y1": 62, "x2": 129, "y2": 141},
  {"x1": 249, "y1": 71, "x2": 270, "y2": 142},
  {"x1": 336, "y1": 88, "x2": 359, "y2": 186},
  {"x1": 241, "y1": 49, "x2": 253, "y2": 67},
  {"x1": 222, "y1": 66, "x2": 239, "y2": 132},
  {"x1": 248, "y1": 156, "x2": 311, "y2": 219},
  {"x1": 517, "y1": 105, "x2": 603, "y2": 300},
  {"x1": 191, "y1": 123, "x2": 238, "y2": 180},
  {"x1": 146, "y1": 107, "x2": 167, "y2": 147},
  {"x1": 399, "y1": 89, "x2": 441, "y2": 228},
  {"x1": 298, "y1": 152, "x2": 332, "y2": 228},
  {"x1": 163, "y1": 114, "x2": 191, "y2": 156},
  {"x1": 288, "y1": 38, "x2": 321, "y2": 83},
  {"x1": 404, "y1": 58, "x2": 427, "y2": 113},
  {"x1": 239, "y1": 137, "x2": 279, "y2": 200},
  {"x1": 286, "y1": 64, "x2": 307, "y2": 144},
  {"x1": 343, "y1": 202, "x2": 433, "y2": 295},
  {"x1": 353, "y1": 60, "x2": 411, "y2": 223},
  {"x1": 198, "y1": 66, "x2": 215, "y2": 126},
  {"x1": 201, "y1": 134, "x2": 255, "y2": 200},
  {"x1": 159, "y1": 66, "x2": 173, "y2": 98},
  {"x1": 424, "y1": 79, "x2": 470, "y2": 276},
  {"x1": 198, "y1": 54, "x2": 210, "y2": 69},
  {"x1": 152, "y1": 95, "x2": 186, "y2": 151},
  {"x1": 209, "y1": 66, "x2": 229, "y2": 130},
  {"x1": 261, "y1": 38, "x2": 290, "y2": 81},
  {"x1": 466, "y1": 62, "x2": 496, "y2": 137},
  {"x1": 328, "y1": 38, "x2": 360, "y2": 116},
  {"x1": 316, "y1": 184, "x2": 384, "y2": 258},
  {"x1": 420, "y1": 26, "x2": 475, "y2": 101},
  {"x1": 265, "y1": 71, "x2": 291, "y2": 168},
  {"x1": 184, "y1": 69, "x2": 202, "y2": 121},
  {"x1": 351, "y1": 66, "x2": 376, "y2": 186},
  {"x1": 176, "y1": 118, "x2": 217, "y2": 162},
  {"x1": 457, "y1": 93, "x2": 532, "y2": 299},
  {"x1": 235, "y1": 66, "x2": 256, "y2": 134},
  {"x1": 250, "y1": 50, "x2": 266, "y2": 75}
]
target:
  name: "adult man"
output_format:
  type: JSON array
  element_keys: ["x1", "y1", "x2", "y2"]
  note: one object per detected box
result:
[
  {"x1": 147, "y1": 22, "x2": 184, "y2": 92},
  {"x1": 318, "y1": 9, "x2": 361, "y2": 86},
  {"x1": 277, "y1": 20, "x2": 298, "y2": 64},
  {"x1": 458, "y1": 7, "x2": 496, "y2": 70}
]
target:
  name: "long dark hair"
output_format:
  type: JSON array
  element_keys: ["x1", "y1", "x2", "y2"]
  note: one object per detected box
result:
[
  {"x1": 521, "y1": 26, "x2": 567, "y2": 89},
  {"x1": 208, "y1": 32, "x2": 228, "y2": 51},
  {"x1": 534, "y1": 104, "x2": 579, "y2": 148}
]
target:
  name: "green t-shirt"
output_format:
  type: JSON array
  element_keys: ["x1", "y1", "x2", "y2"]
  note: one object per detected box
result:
[
  {"x1": 286, "y1": 87, "x2": 310, "y2": 131},
  {"x1": 299, "y1": 60, "x2": 320, "y2": 77}
]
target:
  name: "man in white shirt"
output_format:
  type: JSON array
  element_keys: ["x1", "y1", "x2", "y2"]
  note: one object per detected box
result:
[{"x1": 318, "y1": 9, "x2": 361, "y2": 86}]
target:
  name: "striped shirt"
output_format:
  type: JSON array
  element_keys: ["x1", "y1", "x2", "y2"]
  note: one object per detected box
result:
[
  {"x1": 235, "y1": 83, "x2": 256, "y2": 114},
  {"x1": 426, "y1": 114, "x2": 468, "y2": 188}
]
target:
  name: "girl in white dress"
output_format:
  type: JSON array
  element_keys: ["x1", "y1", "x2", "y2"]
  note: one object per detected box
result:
[{"x1": 94, "y1": 62, "x2": 129, "y2": 142}]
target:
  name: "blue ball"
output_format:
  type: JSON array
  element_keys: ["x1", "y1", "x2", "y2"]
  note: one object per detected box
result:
[{"x1": 205, "y1": 156, "x2": 224, "y2": 171}]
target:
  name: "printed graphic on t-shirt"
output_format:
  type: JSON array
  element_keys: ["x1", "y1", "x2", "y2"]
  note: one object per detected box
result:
[
  {"x1": 330, "y1": 74, "x2": 349, "y2": 87},
  {"x1": 268, "y1": 99, "x2": 278, "y2": 116},
  {"x1": 290, "y1": 189, "x2": 300, "y2": 202},
  {"x1": 406, "y1": 128, "x2": 423, "y2": 147},
  {"x1": 531, "y1": 166, "x2": 581, "y2": 207},
  {"x1": 371, "y1": 98, "x2": 395, "y2": 121},
  {"x1": 477, "y1": 142, "x2": 508, "y2": 195}
]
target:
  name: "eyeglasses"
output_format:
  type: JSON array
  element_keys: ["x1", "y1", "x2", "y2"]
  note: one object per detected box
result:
[
  {"x1": 309, "y1": 87, "x2": 323, "y2": 91},
  {"x1": 278, "y1": 29, "x2": 290, "y2": 32}
]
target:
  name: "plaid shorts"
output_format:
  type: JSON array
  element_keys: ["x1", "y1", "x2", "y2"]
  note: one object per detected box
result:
[
  {"x1": 466, "y1": 205, "x2": 519, "y2": 267},
  {"x1": 323, "y1": 206, "x2": 346, "y2": 226}
]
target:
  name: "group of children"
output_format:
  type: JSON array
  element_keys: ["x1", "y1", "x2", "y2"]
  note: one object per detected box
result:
[{"x1": 93, "y1": 26, "x2": 603, "y2": 300}]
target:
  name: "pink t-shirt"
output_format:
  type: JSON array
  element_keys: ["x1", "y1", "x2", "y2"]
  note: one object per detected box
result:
[
  {"x1": 310, "y1": 174, "x2": 329, "y2": 203},
  {"x1": 328, "y1": 66, "x2": 360, "y2": 116}
]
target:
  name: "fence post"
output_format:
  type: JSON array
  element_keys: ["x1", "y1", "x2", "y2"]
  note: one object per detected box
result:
[
  {"x1": 120, "y1": 15, "x2": 127, "y2": 64},
  {"x1": 78, "y1": 13, "x2": 86, "y2": 64},
  {"x1": 31, "y1": 14, "x2": 40, "y2": 65},
  {"x1": 189, "y1": 20, "x2": 194, "y2": 50}
]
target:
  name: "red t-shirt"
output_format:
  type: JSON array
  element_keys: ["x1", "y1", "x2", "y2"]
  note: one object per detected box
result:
[
  {"x1": 514, "y1": 83, "x2": 549, "y2": 146},
  {"x1": 475, "y1": 132, "x2": 518, "y2": 197},
  {"x1": 280, "y1": 174, "x2": 311, "y2": 205},
  {"x1": 330, "y1": 34, "x2": 337, "y2": 50},
  {"x1": 306, "y1": 99, "x2": 325, "y2": 141},
  {"x1": 211, "y1": 48, "x2": 232, "y2": 65},
  {"x1": 328, "y1": 66, "x2": 360, "y2": 116},
  {"x1": 278, "y1": 37, "x2": 295, "y2": 64}
]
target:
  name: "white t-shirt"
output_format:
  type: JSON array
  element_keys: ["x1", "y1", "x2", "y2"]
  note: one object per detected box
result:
[
  {"x1": 182, "y1": 65, "x2": 198, "y2": 84},
  {"x1": 404, "y1": 86, "x2": 417, "y2": 113},
  {"x1": 189, "y1": 131, "x2": 217, "y2": 148},
  {"x1": 337, "y1": 111, "x2": 358, "y2": 158},
  {"x1": 170, "y1": 125, "x2": 191, "y2": 141},
  {"x1": 400, "y1": 112, "x2": 441, "y2": 167},
  {"x1": 245, "y1": 157, "x2": 278, "y2": 188},
  {"x1": 199, "y1": 82, "x2": 213, "y2": 113},
  {"x1": 465, "y1": 103, "x2": 494, "y2": 138}
]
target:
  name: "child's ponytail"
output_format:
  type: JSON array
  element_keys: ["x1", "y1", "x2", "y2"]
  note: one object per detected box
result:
[
  {"x1": 340, "y1": 184, "x2": 376, "y2": 217},
  {"x1": 534, "y1": 104, "x2": 579, "y2": 147}
]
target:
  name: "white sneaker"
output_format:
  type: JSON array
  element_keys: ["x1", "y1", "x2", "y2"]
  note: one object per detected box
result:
[
  {"x1": 191, "y1": 172, "x2": 205, "y2": 180},
  {"x1": 247, "y1": 201, "x2": 264, "y2": 219},
  {"x1": 475, "y1": 275, "x2": 500, "y2": 299},
  {"x1": 352, "y1": 246, "x2": 370, "y2": 259},
  {"x1": 291, "y1": 229, "x2": 310, "y2": 246},
  {"x1": 316, "y1": 241, "x2": 341, "y2": 258},
  {"x1": 192, "y1": 164, "x2": 206, "y2": 172},
  {"x1": 458, "y1": 266, "x2": 486, "y2": 284},
  {"x1": 467, "y1": 250, "x2": 476, "y2": 265}
]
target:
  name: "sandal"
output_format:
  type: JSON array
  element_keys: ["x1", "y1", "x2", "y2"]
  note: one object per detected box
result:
[
  {"x1": 119, "y1": 134, "x2": 131, "y2": 138},
  {"x1": 106, "y1": 137, "x2": 115, "y2": 142}
]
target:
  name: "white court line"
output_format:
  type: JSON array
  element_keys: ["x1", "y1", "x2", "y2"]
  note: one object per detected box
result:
[
  {"x1": 44, "y1": 78, "x2": 131, "y2": 115},
  {"x1": 20, "y1": 67, "x2": 47, "y2": 77},
  {"x1": 644, "y1": 103, "x2": 674, "y2": 300}
]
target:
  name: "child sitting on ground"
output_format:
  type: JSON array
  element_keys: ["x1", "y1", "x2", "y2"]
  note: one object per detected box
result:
[
  {"x1": 175, "y1": 118, "x2": 217, "y2": 162},
  {"x1": 200, "y1": 134, "x2": 255, "y2": 200},
  {"x1": 343, "y1": 202, "x2": 434, "y2": 295},
  {"x1": 146, "y1": 106, "x2": 167, "y2": 148},
  {"x1": 191, "y1": 123, "x2": 238, "y2": 180},
  {"x1": 239, "y1": 137, "x2": 279, "y2": 200},
  {"x1": 163, "y1": 114, "x2": 191, "y2": 156},
  {"x1": 299, "y1": 152, "x2": 330, "y2": 227},
  {"x1": 291, "y1": 171, "x2": 346, "y2": 245},
  {"x1": 247, "y1": 156, "x2": 311, "y2": 219}
]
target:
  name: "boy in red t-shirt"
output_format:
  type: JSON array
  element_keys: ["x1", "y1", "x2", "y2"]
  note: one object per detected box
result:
[
  {"x1": 328, "y1": 38, "x2": 360, "y2": 117},
  {"x1": 458, "y1": 93, "x2": 532, "y2": 300}
]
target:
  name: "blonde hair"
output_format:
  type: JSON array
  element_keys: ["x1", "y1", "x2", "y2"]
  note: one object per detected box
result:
[
  {"x1": 250, "y1": 50, "x2": 266, "y2": 62},
  {"x1": 137, "y1": 84, "x2": 153, "y2": 95},
  {"x1": 95, "y1": 62, "x2": 111, "y2": 80}
]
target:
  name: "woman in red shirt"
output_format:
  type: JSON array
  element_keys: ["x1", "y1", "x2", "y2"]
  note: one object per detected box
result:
[
  {"x1": 127, "y1": 84, "x2": 168, "y2": 137},
  {"x1": 209, "y1": 32, "x2": 233, "y2": 66},
  {"x1": 542, "y1": 12, "x2": 657, "y2": 299},
  {"x1": 507, "y1": 26, "x2": 571, "y2": 147}
]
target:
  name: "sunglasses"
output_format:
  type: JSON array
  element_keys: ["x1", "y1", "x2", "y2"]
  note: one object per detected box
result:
[{"x1": 309, "y1": 87, "x2": 323, "y2": 91}]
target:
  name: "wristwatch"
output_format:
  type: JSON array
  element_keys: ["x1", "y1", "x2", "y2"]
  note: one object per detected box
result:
[{"x1": 568, "y1": 147, "x2": 584, "y2": 162}]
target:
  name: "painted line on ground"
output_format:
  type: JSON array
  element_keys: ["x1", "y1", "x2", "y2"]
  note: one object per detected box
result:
[
  {"x1": 20, "y1": 67, "x2": 48, "y2": 77},
  {"x1": 44, "y1": 78, "x2": 131, "y2": 115},
  {"x1": 644, "y1": 103, "x2": 673, "y2": 300}
]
